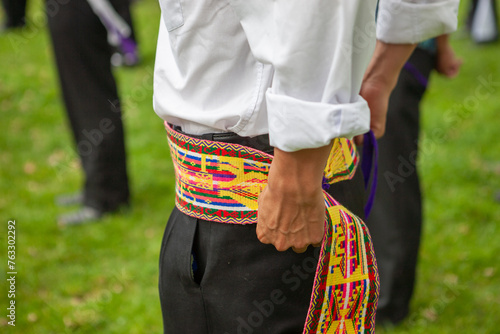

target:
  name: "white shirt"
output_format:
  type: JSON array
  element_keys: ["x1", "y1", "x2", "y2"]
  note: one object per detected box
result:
[{"x1": 153, "y1": 0, "x2": 458, "y2": 152}]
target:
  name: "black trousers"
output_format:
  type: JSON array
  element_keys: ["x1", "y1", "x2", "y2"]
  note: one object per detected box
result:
[
  {"x1": 46, "y1": 0, "x2": 132, "y2": 212},
  {"x1": 365, "y1": 48, "x2": 435, "y2": 324},
  {"x1": 1, "y1": 0, "x2": 27, "y2": 28},
  {"x1": 159, "y1": 135, "x2": 366, "y2": 334}
]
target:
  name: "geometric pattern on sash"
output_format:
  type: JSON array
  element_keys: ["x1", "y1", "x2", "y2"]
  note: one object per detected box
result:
[{"x1": 303, "y1": 195, "x2": 379, "y2": 333}]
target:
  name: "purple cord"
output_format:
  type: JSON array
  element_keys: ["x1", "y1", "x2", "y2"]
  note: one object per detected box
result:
[
  {"x1": 403, "y1": 62, "x2": 429, "y2": 87},
  {"x1": 322, "y1": 176, "x2": 331, "y2": 191},
  {"x1": 361, "y1": 130, "x2": 379, "y2": 218}
]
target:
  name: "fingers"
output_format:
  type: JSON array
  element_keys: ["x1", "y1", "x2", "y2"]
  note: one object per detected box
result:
[
  {"x1": 255, "y1": 223, "x2": 271, "y2": 245},
  {"x1": 256, "y1": 180, "x2": 326, "y2": 253},
  {"x1": 257, "y1": 227, "x2": 317, "y2": 253},
  {"x1": 353, "y1": 134, "x2": 364, "y2": 146},
  {"x1": 371, "y1": 115, "x2": 387, "y2": 139},
  {"x1": 258, "y1": 225, "x2": 324, "y2": 253},
  {"x1": 292, "y1": 242, "x2": 322, "y2": 253},
  {"x1": 292, "y1": 246, "x2": 308, "y2": 253},
  {"x1": 257, "y1": 213, "x2": 325, "y2": 252}
]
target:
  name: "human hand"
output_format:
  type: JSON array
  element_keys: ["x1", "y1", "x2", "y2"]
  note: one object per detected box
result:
[
  {"x1": 435, "y1": 42, "x2": 462, "y2": 78},
  {"x1": 354, "y1": 71, "x2": 398, "y2": 145},
  {"x1": 357, "y1": 76, "x2": 393, "y2": 141},
  {"x1": 257, "y1": 179, "x2": 325, "y2": 253},
  {"x1": 355, "y1": 41, "x2": 417, "y2": 145},
  {"x1": 256, "y1": 146, "x2": 331, "y2": 253}
]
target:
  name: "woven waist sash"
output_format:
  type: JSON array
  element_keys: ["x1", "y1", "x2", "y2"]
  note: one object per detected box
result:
[{"x1": 166, "y1": 122, "x2": 379, "y2": 333}]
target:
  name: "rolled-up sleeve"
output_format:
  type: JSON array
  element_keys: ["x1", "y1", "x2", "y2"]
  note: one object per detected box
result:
[
  {"x1": 377, "y1": 0, "x2": 460, "y2": 44},
  {"x1": 230, "y1": 0, "x2": 376, "y2": 151},
  {"x1": 229, "y1": 0, "x2": 458, "y2": 152}
]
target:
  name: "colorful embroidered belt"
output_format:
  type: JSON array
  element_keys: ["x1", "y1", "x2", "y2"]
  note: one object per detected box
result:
[{"x1": 166, "y1": 122, "x2": 379, "y2": 333}]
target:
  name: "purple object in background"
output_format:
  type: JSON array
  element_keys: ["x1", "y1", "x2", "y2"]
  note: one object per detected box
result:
[
  {"x1": 403, "y1": 62, "x2": 429, "y2": 87},
  {"x1": 99, "y1": 6, "x2": 139, "y2": 66}
]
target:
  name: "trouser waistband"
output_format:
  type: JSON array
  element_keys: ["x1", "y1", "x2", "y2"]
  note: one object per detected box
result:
[{"x1": 170, "y1": 124, "x2": 274, "y2": 154}]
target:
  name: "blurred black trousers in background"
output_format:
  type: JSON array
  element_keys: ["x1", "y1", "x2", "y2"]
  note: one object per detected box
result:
[
  {"x1": 1, "y1": 0, "x2": 27, "y2": 28},
  {"x1": 46, "y1": 0, "x2": 133, "y2": 214},
  {"x1": 366, "y1": 48, "x2": 435, "y2": 325}
]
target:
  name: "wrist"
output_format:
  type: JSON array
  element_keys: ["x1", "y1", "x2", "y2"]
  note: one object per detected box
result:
[
  {"x1": 268, "y1": 145, "x2": 332, "y2": 195},
  {"x1": 364, "y1": 40, "x2": 417, "y2": 90}
]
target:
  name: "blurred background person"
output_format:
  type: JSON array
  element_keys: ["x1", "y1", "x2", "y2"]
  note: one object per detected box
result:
[
  {"x1": 1, "y1": 0, "x2": 27, "y2": 30},
  {"x1": 47, "y1": 0, "x2": 138, "y2": 225},
  {"x1": 467, "y1": 0, "x2": 499, "y2": 43},
  {"x1": 366, "y1": 34, "x2": 462, "y2": 325}
]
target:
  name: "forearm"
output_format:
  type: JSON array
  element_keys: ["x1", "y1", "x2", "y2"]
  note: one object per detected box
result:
[
  {"x1": 435, "y1": 33, "x2": 462, "y2": 78},
  {"x1": 268, "y1": 144, "x2": 333, "y2": 194},
  {"x1": 359, "y1": 40, "x2": 417, "y2": 139},
  {"x1": 363, "y1": 40, "x2": 417, "y2": 92},
  {"x1": 436, "y1": 34, "x2": 450, "y2": 52}
]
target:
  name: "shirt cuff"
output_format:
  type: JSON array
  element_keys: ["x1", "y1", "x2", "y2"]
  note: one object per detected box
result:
[
  {"x1": 266, "y1": 90, "x2": 370, "y2": 152},
  {"x1": 377, "y1": 0, "x2": 459, "y2": 44}
]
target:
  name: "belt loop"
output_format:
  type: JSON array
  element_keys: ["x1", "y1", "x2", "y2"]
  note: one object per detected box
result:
[{"x1": 201, "y1": 133, "x2": 214, "y2": 141}]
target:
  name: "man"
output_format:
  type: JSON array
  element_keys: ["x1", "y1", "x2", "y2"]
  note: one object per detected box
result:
[
  {"x1": 47, "y1": 0, "x2": 136, "y2": 225},
  {"x1": 367, "y1": 35, "x2": 461, "y2": 325},
  {"x1": 154, "y1": 1, "x2": 459, "y2": 332}
]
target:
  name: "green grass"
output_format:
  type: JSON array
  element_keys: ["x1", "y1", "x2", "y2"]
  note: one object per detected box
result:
[
  {"x1": 0, "y1": 1, "x2": 169, "y2": 333},
  {"x1": 1, "y1": 1, "x2": 499, "y2": 333}
]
